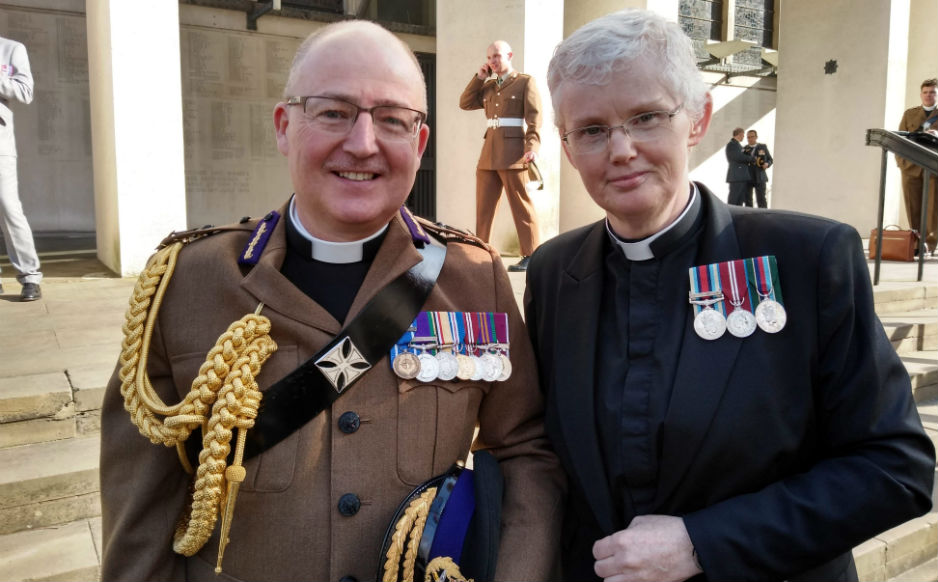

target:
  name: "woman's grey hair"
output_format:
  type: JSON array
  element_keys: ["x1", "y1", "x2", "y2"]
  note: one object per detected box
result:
[{"x1": 547, "y1": 9, "x2": 708, "y2": 129}]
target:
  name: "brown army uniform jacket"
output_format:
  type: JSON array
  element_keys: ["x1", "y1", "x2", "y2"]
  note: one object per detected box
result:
[
  {"x1": 898, "y1": 105, "x2": 935, "y2": 177},
  {"x1": 99, "y1": 203, "x2": 564, "y2": 581},
  {"x1": 459, "y1": 72, "x2": 542, "y2": 170}
]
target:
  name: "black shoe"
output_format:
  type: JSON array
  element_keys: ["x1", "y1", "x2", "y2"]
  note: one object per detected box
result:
[
  {"x1": 20, "y1": 283, "x2": 41, "y2": 301},
  {"x1": 508, "y1": 256, "x2": 530, "y2": 272},
  {"x1": 0, "y1": 282, "x2": 3, "y2": 294}
]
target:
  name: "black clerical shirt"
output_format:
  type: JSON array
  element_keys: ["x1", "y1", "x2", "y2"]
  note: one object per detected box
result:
[{"x1": 595, "y1": 190, "x2": 704, "y2": 521}]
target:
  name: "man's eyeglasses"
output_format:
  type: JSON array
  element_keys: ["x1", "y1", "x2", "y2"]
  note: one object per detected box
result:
[
  {"x1": 561, "y1": 104, "x2": 683, "y2": 155},
  {"x1": 285, "y1": 95, "x2": 427, "y2": 142}
]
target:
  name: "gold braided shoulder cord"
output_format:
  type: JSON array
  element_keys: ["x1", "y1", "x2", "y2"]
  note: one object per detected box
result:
[
  {"x1": 117, "y1": 241, "x2": 277, "y2": 573},
  {"x1": 425, "y1": 556, "x2": 473, "y2": 582}
]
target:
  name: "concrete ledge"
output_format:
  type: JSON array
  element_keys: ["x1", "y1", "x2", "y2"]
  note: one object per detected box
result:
[
  {"x1": 0, "y1": 519, "x2": 100, "y2": 582},
  {"x1": 904, "y1": 351, "x2": 938, "y2": 403},
  {"x1": 0, "y1": 373, "x2": 72, "y2": 424},
  {"x1": 881, "y1": 309, "x2": 938, "y2": 354},
  {"x1": 0, "y1": 493, "x2": 101, "y2": 537}
]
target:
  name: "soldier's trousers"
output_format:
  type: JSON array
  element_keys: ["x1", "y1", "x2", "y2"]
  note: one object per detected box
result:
[{"x1": 475, "y1": 168, "x2": 540, "y2": 256}]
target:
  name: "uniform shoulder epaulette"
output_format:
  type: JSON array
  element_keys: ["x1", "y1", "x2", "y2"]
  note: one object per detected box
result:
[
  {"x1": 415, "y1": 216, "x2": 489, "y2": 250},
  {"x1": 156, "y1": 218, "x2": 255, "y2": 250}
]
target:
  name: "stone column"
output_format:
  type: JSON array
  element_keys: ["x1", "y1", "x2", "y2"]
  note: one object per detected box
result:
[{"x1": 86, "y1": 1, "x2": 187, "y2": 275}]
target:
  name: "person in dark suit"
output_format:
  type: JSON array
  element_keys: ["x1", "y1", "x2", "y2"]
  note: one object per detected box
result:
[
  {"x1": 725, "y1": 127, "x2": 755, "y2": 206},
  {"x1": 525, "y1": 9, "x2": 935, "y2": 582},
  {"x1": 743, "y1": 129, "x2": 773, "y2": 208}
]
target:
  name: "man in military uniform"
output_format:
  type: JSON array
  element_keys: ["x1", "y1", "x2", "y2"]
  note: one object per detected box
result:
[
  {"x1": 898, "y1": 77, "x2": 938, "y2": 254},
  {"x1": 99, "y1": 21, "x2": 563, "y2": 582},
  {"x1": 743, "y1": 129, "x2": 773, "y2": 208},
  {"x1": 459, "y1": 40, "x2": 542, "y2": 272}
]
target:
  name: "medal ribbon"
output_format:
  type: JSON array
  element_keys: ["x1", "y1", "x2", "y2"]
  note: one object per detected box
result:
[
  {"x1": 746, "y1": 255, "x2": 783, "y2": 305},
  {"x1": 717, "y1": 259, "x2": 754, "y2": 312},
  {"x1": 688, "y1": 263, "x2": 726, "y2": 316}
]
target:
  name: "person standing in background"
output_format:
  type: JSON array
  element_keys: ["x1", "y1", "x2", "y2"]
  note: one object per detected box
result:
[
  {"x1": 459, "y1": 40, "x2": 542, "y2": 272},
  {"x1": 743, "y1": 129, "x2": 773, "y2": 208},
  {"x1": 898, "y1": 78, "x2": 938, "y2": 254},
  {"x1": 0, "y1": 35, "x2": 42, "y2": 301},
  {"x1": 724, "y1": 127, "x2": 755, "y2": 206}
]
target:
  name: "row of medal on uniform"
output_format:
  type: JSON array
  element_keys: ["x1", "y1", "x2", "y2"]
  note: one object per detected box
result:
[
  {"x1": 390, "y1": 311, "x2": 512, "y2": 383},
  {"x1": 688, "y1": 256, "x2": 787, "y2": 341}
]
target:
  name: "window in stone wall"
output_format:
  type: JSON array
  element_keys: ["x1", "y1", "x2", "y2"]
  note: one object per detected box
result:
[
  {"x1": 734, "y1": 0, "x2": 774, "y2": 68},
  {"x1": 679, "y1": 0, "x2": 724, "y2": 63}
]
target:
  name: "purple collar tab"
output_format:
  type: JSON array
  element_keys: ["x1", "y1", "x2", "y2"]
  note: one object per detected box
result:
[
  {"x1": 238, "y1": 210, "x2": 281, "y2": 266},
  {"x1": 399, "y1": 206, "x2": 431, "y2": 246}
]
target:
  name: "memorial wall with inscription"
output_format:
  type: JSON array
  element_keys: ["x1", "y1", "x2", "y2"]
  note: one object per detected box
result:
[
  {"x1": 0, "y1": 3, "x2": 312, "y2": 233},
  {"x1": 0, "y1": 6, "x2": 93, "y2": 232}
]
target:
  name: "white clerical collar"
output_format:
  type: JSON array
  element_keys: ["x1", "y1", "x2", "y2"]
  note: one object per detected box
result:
[
  {"x1": 289, "y1": 198, "x2": 387, "y2": 264},
  {"x1": 924, "y1": 104, "x2": 937, "y2": 112},
  {"x1": 607, "y1": 184, "x2": 699, "y2": 261}
]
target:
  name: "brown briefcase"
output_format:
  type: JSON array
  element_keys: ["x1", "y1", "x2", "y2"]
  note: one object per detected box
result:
[{"x1": 869, "y1": 226, "x2": 920, "y2": 261}]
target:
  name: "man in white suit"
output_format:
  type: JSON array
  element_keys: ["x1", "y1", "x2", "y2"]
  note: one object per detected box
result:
[{"x1": 0, "y1": 35, "x2": 42, "y2": 301}]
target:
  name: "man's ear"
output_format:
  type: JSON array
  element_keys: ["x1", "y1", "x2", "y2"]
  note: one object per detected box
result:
[
  {"x1": 687, "y1": 93, "x2": 713, "y2": 147},
  {"x1": 273, "y1": 102, "x2": 290, "y2": 155}
]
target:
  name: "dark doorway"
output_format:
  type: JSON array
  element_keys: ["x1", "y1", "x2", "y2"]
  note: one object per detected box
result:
[{"x1": 408, "y1": 51, "x2": 436, "y2": 221}]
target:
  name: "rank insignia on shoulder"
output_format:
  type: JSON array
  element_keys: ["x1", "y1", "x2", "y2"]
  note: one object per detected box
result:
[
  {"x1": 390, "y1": 312, "x2": 511, "y2": 383},
  {"x1": 688, "y1": 255, "x2": 786, "y2": 341},
  {"x1": 238, "y1": 211, "x2": 281, "y2": 266}
]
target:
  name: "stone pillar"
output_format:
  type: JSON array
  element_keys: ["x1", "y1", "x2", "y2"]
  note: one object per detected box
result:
[
  {"x1": 86, "y1": 1, "x2": 187, "y2": 275},
  {"x1": 774, "y1": 0, "x2": 931, "y2": 232},
  {"x1": 436, "y1": 0, "x2": 562, "y2": 254}
]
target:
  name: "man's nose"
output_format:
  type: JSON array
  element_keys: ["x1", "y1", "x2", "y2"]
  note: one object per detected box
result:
[{"x1": 342, "y1": 113, "x2": 381, "y2": 156}]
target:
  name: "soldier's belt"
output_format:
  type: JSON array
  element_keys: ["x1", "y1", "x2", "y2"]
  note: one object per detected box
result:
[
  {"x1": 486, "y1": 117, "x2": 523, "y2": 128},
  {"x1": 243, "y1": 237, "x2": 447, "y2": 460}
]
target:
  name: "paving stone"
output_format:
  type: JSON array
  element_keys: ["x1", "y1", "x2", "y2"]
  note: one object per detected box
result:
[
  {"x1": 854, "y1": 537, "x2": 887, "y2": 582},
  {"x1": 878, "y1": 514, "x2": 938, "y2": 579}
]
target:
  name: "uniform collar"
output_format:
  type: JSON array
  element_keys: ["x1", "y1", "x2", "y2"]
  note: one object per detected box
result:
[
  {"x1": 287, "y1": 197, "x2": 386, "y2": 264},
  {"x1": 607, "y1": 183, "x2": 702, "y2": 261}
]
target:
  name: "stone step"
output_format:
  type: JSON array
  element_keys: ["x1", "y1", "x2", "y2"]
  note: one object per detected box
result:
[
  {"x1": 905, "y1": 350, "x2": 938, "y2": 404},
  {"x1": 0, "y1": 363, "x2": 110, "y2": 449},
  {"x1": 854, "y1": 513, "x2": 938, "y2": 582},
  {"x1": 880, "y1": 309, "x2": 938, "y2": 354},
  {"x1": 872, "y1": 282, "x2": 938, "y2": 315},
  {"x1": 0, "y1": 436, "x2": 101, "y2": 535},
  {"x1": 0, "y1": 517, "x2": 100, "y2": 582},
  {"x1": 888, "y1": 557, "x2": 937, "y2": 582}
]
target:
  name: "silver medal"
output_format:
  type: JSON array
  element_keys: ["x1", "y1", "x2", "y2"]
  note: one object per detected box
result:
[
  {"x1": 480, "y1": 353, "x2": 502, "y2": 382},
  {"x1": 470, "y1": 355, "x2": 486, "y2": 381},
  {"x1": 726, "y1": 308, "x2": 757, "y2": 338},
  {"x1": 755, "y1": 299, "x2": 787, "y2": 333},
  {"x1": 416, "y1": 353, "x2": 440, "y2": 382},
  {"x1": 497, "y1": 354, "x2": 512, "y2": 381},
  {"x1": 694, "y1": 308, "x2": 726, "y2": 340},
  {"x1": 436, "y1": 351, "x2": 459, "y2": 381}
]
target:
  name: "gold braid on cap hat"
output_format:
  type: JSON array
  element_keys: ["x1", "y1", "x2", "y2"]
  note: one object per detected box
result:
[
  {"x1": 381, "y1": 487, "x2": 473, "y2": 582},
  {"x1": 116, "y1": 240, "x2": 277, "y2": 574}
]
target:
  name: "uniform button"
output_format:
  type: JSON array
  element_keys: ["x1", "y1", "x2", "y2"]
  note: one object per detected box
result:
[
  {"x1": 338, "y1": 411, "x2": 360, "y2": 434},
  {"x1": 339, "y1": 577, "x2": 358, "y2": 582},
  {"x1": 338, "y1": 493, "x2": 361, "y2": 516}
]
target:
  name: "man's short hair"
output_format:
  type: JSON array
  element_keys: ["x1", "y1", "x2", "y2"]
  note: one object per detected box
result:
[
  {"x1": 546, "y1": 9, "x2": 709, "y2": 130},
  {"x1": 747, "y1": 130, "x2": 758, "y2": 136},
  {"x1": 922, "y1": 78, "x2": 938, "y2": 90},
  {"x1": 733, "y1": 127, "x2": 745, "y2": 138}
]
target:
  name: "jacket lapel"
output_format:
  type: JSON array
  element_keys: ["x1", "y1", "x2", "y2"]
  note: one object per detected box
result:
[
  {"x1": 655, "y1": 186, "x2": 746, "y2": 507},
  {"x1": 554, "y1": 222, "x2": 618, "y2": 534}
]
